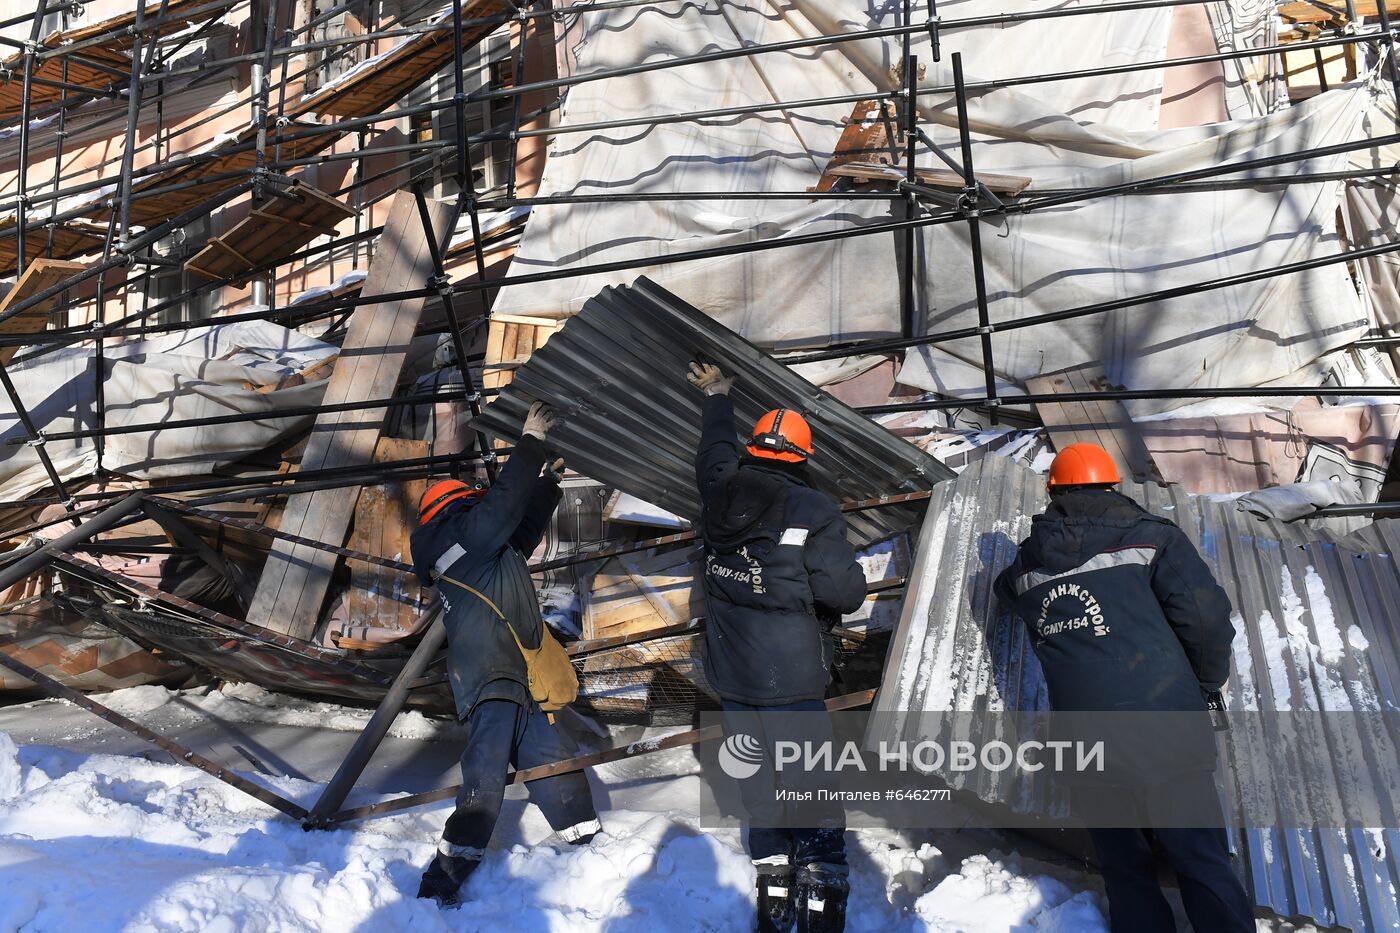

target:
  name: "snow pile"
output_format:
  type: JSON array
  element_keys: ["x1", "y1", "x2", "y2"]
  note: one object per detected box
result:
[
  {"x1": 0, "y1": 731, "x2": 19, "y2": 802},
  {"x1": 0, "y1": 730, "x2": 1112, "y2": 932},
  {"x1": 913, "y1": 854, "x2": 1106, "y2": 932}
]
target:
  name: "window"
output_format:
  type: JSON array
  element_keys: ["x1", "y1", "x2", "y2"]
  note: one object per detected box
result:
[
  {"x1": 138, "y1": 217, "x2": 219, "y2": 329},
  {"x1": 415, "y1": 31, "x2": 515, "y2": 199}
]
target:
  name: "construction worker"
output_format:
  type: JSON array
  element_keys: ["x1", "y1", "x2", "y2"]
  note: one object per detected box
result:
[
  {"x1": 687, "y1": 362, "x2": 867, "y2": 933},
  {"x1": 993, "y1": 443, "x2": 1252, "y2": 933},
  {"x1": 411, "y1": 401, "x2": 600, "y2": 907}
]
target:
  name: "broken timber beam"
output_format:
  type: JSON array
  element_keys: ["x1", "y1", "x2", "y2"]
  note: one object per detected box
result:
[
  {"x1": 1025, "y1": 365, "x2": 1164, "y2": 484},
  {"x1": 246, "y1": 191, "x2": 452, "y2": 639}
]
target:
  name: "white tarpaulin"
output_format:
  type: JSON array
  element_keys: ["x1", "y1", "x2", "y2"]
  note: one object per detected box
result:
[
  {"x1": 496, "y1": 0, "x2": 1388, "y2": 413},
  {"x1": 0, "y1": 321, "x2": 337, "y2": 502}
]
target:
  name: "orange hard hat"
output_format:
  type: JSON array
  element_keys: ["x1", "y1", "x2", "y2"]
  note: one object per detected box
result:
[
  {"x1": 418, "y1": 479, "x2": 485, "y2": 525},
  {"x1": 1046, "y1": 443, "x2": 1121, "y2": 488},
  {"x1": 747, "y1": 409, "x2": 813, "y2": 463}
]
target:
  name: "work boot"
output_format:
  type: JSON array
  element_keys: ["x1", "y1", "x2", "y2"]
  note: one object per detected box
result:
[
  {"x1": 795, "y1": 862, "x2": 849, "y2": 933},
  {"x1": 754, "y1": 855, "x2": 796, "y2": 933},
  {"x1": 416, "y1": 851, "x2": 477, "y2": 908}
]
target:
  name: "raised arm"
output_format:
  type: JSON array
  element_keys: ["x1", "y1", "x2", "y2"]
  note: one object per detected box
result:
[
  {"x1": 688, "y1": 362, "x2": 741, "y2": 511},
  {"x1": 509, "y1": 459, "x2": 565, "y2": 555},
  {"x1": 462, "y1": 402, "x2": 556, "y2": 555}
]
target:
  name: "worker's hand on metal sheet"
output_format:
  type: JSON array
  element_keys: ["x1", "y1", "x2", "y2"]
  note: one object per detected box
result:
[
  {"x1": 687, "y1": 361, "x2": 734, "y2": 396},
  {"x1": 522, "y1": 401, "x2": 557, "y2": 439}
]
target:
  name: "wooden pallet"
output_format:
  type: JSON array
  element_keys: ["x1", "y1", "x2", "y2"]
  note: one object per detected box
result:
[{"x1": 1026, "y1": 365, "x2": 1164, "y2": 484}]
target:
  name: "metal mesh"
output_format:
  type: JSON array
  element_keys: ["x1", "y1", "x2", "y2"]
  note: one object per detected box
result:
[{"x1": 572, "y1": 626, "x2": 892, "y2": 726}]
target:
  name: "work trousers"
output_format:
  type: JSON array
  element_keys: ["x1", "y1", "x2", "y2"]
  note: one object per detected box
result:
[
  {"x1": 722, "y1": 698, "x2": 847, "y2": 868},
  {"x1": 432, "y1": 699, "x2": 597, "y2": 882},
  {"x1": 1080, "y1": 772, "x2": 1253, "y2": 933}
]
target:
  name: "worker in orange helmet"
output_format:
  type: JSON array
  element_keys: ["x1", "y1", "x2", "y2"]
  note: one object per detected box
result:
[
  {"x1": 410, "y1": 402, "x2": 600, "y2": 908},
  {"x1": 687, "y1": 362, "x2": 866, "y2": 933},
  {"x1": 994, "y1": 443, "x2": 1251, "y2": 933}
]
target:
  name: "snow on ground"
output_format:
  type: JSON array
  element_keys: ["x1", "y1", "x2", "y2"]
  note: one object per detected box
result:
[
  {"x1": 97, "y1": 682, "x2": 465, "y2": 743},
  {"x1": 0, "y1": 705, "x2": 1118, "y2": 933}
]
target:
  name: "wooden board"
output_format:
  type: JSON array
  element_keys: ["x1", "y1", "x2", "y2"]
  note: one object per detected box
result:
[
  {"x1": 1279, "y1": 0, "x2": 1400, "y2": 23},
  {"x1": 343, "y1": 438, "x2": 429, "y2": 635},
  {"x1": 0, "y1": 219, "x2": 106, "y2": 270},
  {"x1": 828, "y1": 161, "x2": 1033, "y2": 196},
  {"x1": 481, "y1": 315, "x2": 564, "y2": 392},
  {"x1": 185, "y1": 180, "x2": 356, "y2": 284},
  {"x1": 245, "y1": 191, "x2": 452, "y2": 639},
  {"x1": 109, "y1": 0, "x2": 508, "y2": 229},
  {"x1": 0, "y1": 0, "x2": 237, "y2": 122},
  {"x1": 618, "y1": 546, "x2": 703, "y2": 625},
  {"x1": 0, "y1": 259, "x2": 87, "y2": 364},
  {"x1": 812, "y1": 100, "x2": 894, "y2": 193},
  {"x1": 584, "y1": 556, "x2": 671, "y2": 641},
  {"x1": 1025, "y1": 365, "x2": 1164, "y2": 484}
]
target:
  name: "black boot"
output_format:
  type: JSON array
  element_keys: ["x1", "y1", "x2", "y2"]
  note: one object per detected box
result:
[
  {"x1": 795, "y1": 862, "x2": 849, "y2": 933},
  {"x1": 755, "y1": 856, "x2": 796, "y2": 933},
  {"x1": 416, "y1": 852, "x2": 477, "y2": 908}
]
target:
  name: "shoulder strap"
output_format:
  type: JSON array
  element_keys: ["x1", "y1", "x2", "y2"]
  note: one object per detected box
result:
[{"x1": 436, "y1": 571, "x2": 531, "y2": 654}]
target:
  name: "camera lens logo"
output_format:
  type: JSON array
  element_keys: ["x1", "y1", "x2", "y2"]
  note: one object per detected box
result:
[{"x1": 719, "y1": 733, "x2": 764, "y2": 780}]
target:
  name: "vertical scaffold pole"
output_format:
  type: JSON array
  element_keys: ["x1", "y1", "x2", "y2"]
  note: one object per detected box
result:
[{"x1": 951, "y1": 52, "x2": 999, "y2": 426}]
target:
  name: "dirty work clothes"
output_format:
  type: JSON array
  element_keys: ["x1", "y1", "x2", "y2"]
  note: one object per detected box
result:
[
  {"x1": 695, "y1": 394, "x2": 866, "y2": 705},
  {"x1": 1081, "y1": 775, "x2": 1254, "y2": 933},
  {"x1": 427, "y1": 699, "x2": 598, "y2": 890},
  {"x1": 411, "y1": 434, "x2": 559, "y2": 718},
  {"x1": 723, "y1": 699, "x2": 847, "y2": 867},
  {"x1": 993, "y1": 488, "x2": 1235, "y2": 716}
]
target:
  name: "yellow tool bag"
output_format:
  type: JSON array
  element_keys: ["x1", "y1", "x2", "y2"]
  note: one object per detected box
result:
[{"x1": 437, "y1": 572, "x2": 579, "y2": 716}]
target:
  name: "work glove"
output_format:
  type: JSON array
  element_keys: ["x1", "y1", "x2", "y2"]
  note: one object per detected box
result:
[
  {"x1": 522, "y1": 401, "x2": 557, "y2": 440},
  {"x1": 687, "y1": 361, "x2": 734, "y2": 396},
  {"x1": 545, "y1": 458, "x2": 566, "y2": 482}
]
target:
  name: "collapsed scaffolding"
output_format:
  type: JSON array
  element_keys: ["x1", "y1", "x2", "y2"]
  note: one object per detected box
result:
[{"x1": 0, "y1": 0, "x2": 1399, "y2": 926}]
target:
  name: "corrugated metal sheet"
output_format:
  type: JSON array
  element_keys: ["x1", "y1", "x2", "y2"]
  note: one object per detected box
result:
[
  {"x1": 475, "y1": 277, "x2": 953, "y2": 544},
  {"x1": 871, "y1": 453, "x2": 1400, "y2": 930}
]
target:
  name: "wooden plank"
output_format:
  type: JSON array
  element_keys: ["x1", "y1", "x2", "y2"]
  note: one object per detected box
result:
[
  {"x1": 246, "y1": 191, "x2": 452, "y2": 639},
  {"x1": 1026, "y1": 365, "x2": 1164, "y2": 484},
  {"x1": 1278, "y1": 0, "x2": 1400, "y2": 23},
  {"x1": 343, "y1": 438, "x2": 429, "y2": 637},
  {"x1": 828, "y1": 161, "x2": 1033, "y2": 196},
  {"x1": 584, "y1": 556, "x2": 670, "y2": 640},
  {"x1": 0, "y1": 259, "x2": 88, "y2": 364},
  {"x1": 185, "y1": 180, "x2": 355, "y2": 283},
  {"x1": 618, "y1": 547, "x2": 703, "y2": 624}
]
